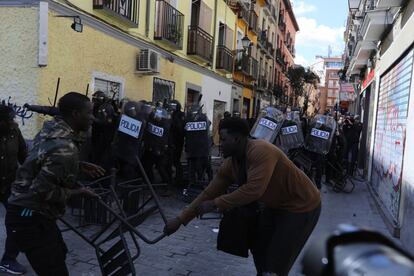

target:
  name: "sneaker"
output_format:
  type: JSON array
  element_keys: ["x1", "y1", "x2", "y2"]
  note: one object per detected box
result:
[{"x1": 0, "y1": 260, "x2": 27, "y2": 275}]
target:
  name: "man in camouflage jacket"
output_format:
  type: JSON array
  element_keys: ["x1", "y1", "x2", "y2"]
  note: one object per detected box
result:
[{"x1": 5, "y1": 92, "x2": 104, "y2": 276}]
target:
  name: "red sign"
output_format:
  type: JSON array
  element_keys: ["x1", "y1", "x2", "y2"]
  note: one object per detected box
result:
[{"x1": 362, "y1": 69, "x2": 375, "y2": 90}]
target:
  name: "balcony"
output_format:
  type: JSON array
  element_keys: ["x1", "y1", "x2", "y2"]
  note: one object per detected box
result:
[
  {"x1": 154, "y1": 0, "x2": 184, "y2": 49},
  {"x1": 273, "y1": 84, "x2": 283, "y2": 97},
  {"x1": 257, "y1": 30, "x2": 267, "y2": 50},
  {"x1": 269, "y1": 5, "x2": 277, "y2": 23},
  {"x1": 263, "y1": 0, "x2": 271, "y2": 16},
  {"x1": 376, "y1": 0, "x2": 404, "y2": 8},
  {"x1": 248, "y1": 11, "x2": 258, "y2": 34},
  {"x1": 187, "y1": 25, "x2": 213, "y2": 62},
  {"x1": 276, "y1": 49, "x2": 284, "y2": 65},
  {"x1": 234, "y1": 50, "x2": 258, "y2": 79},
  {"x1": 237, "y1": 3, "x2": 249, "y2": 24},
  {"x1": 258, "y1": 75, "x2": 268, "y2": 90},
  {"x1": 278, "y1": 15, "x2": 286, "y2": 33},
  {"x1": 265, "y1": 41, "x2": 274, "y2": 59},
  {"x1": 360, "y1": 8, "x2": 393, "y2": 42},
  {"x1": 93, "y1": 0, "x2": 138, "y2": 27},
  {"x1": 216, "y1": 45, "x2": 234, "y2": 73}
]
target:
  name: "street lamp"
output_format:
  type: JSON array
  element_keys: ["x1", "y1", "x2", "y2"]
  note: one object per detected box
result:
[
  {"x1": 55, "y1": 15, "x2": 83, "y2": 33},
  {"x1": 241, "y1": 35, "x2": 251, "y2": 51}
]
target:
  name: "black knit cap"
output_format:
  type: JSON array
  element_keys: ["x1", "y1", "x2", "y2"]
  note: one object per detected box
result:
[{"x1": 219, "y1": 117, "x2": 250, "y2": 137}]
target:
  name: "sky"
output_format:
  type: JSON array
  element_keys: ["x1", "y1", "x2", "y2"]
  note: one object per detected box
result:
[{"x1": 292, "y1": 0, "x2": 348, "y2": 67}]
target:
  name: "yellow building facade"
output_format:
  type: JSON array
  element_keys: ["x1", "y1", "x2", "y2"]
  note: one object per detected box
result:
[{"x1": 0, "y1": 0, "x2": 237, "y2": 137}]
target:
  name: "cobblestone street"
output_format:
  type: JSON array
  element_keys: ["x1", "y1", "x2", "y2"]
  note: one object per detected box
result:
[{"x1": 1, "y1": 178, "x2": 394, "y2": 276}]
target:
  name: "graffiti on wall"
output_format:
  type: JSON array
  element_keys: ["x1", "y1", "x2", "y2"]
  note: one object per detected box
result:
[
  {"x1": 1, "y1": 96, "x2": 33, "y2": 125},
  {"x1": 372, "y1": 49, "x2": 414, "y2": 222}
]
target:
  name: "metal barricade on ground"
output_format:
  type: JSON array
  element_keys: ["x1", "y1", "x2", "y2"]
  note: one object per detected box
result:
[{"x1": 60, "y1": 157, "x2": 168, "y2": 276}]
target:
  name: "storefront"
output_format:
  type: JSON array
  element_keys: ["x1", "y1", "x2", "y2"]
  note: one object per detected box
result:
[{"x1": 371, "y1": 47, "x2": 414, "y2": 226}]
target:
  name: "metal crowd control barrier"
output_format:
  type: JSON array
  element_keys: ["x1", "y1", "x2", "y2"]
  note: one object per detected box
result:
[{"x1": 59, "y1": 156, "x2": 168, "y2": 276}]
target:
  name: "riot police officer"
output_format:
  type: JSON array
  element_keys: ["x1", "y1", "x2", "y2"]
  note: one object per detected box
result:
[
  {"x1": 90, "y1": 91, "x2": 118, "y2": 171},
  {"x1": 304, "y1": 115, "x2": 337, "y2": 189},
  {"x1": 168, "y1": 100, "x2": 185, "y2": 186},
  {"x1": 142, "y1": 102, "x2": 172, "y2": 191},
  {"x1": 112, "y1": 100, "x2": 149, "y2": 180},
  {"x1": 184, "y1": 104, "x2": 211, "y2": 190}
]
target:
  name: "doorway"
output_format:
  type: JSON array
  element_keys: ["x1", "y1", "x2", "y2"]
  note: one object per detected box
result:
[
  {"x1": 242, "y1": 97, "x2": 251, "y2": 119},
  {"x1": 212, "y1": 100, "x2": 226, "y2": 145}
]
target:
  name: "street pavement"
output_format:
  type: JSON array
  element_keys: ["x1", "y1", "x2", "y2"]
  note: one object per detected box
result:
[{"x1": 0, "y1": 177, "x2": 396, "y2": 276}]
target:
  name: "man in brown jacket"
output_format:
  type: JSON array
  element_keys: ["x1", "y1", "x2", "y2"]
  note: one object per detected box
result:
[{"x1": 164, "y1": 117, "x2": 321, "y2": 276}]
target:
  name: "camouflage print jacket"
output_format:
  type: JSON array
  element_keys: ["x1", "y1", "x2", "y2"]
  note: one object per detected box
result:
[{"x1": 8, "y1": 117, "x2": 84, "y2": 218}]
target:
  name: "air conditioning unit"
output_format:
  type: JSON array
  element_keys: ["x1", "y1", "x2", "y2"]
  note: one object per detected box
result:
[{"x1": 136, "y1": 49, "x2": 160, "y2": 74}]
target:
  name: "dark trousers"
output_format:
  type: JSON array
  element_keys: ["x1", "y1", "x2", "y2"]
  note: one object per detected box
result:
[
  {"x1": 171, "y1": 147, "x2": 183, "y2": 185},
  {"x1": 347, "y1": 143, "x2": 359, "y2": 175},
  {"x1": 143, "y1": 151, "x2": 171, "y2": 185},
  {"x1": 251, "y1": 204, "x2": 321, "y2": 276},
  {"x1": 0, "y1": 191, "x2": 19, "y2": 262},
  {"x1": 5, "y1": 205, "x2": 69, "y2": 276},
  {"x1": 187, "y1": 156, "x2": 212, "y2": 188}
]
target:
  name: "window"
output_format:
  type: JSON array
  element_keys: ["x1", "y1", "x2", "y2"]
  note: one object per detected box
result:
[
  {"x1": 325, "y1": 61, "x2": 344, "y2": 68},
  {"x1": 94, "y1": 78, "x2": 121, "y2": 101},
  {"x1": 153, "y1": 77, "x2": 175, "y2": 103},
  {"x1": 236, "y1": 30, "x2": 243, "y2": 49}
]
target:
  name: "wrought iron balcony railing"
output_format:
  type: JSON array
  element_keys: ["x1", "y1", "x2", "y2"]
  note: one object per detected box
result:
[
  {"x1": 234, "y1": 50, "x2": 258, "y2": 79},
  {"x1": 187, "y1": 25, "x2": 213, "y2": 62},
  {"x1": 258, "y1": 75, "x2": 268, "y2": 89},
  {"x1": 248, "y1": 11, "x2": 258, "y2": 34},
  {"x1": 258, "y1": 30, "x2": 267, "y2": 49},
  {"x1": 216, "y1": 45, "x2": 234, "y2": 73},
  {"x1": 93, "y1": 0, "x2": 138, "y2": 27},
  {"x1": 237, "y1": 4, "x2": 249, "y2": 23},
  {"x1": 154, "y1": 0, "x2": 184, "y2": 49}
]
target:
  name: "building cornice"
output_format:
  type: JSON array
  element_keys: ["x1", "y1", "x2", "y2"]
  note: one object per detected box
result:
[
  {"x1": 46, "y1": 0, "x2": 233, "y2": 85},
  {"x1": 283, "y1": 0, "x2": 299, "y2": 32}
]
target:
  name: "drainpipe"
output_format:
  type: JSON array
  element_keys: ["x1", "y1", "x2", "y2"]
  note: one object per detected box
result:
[
  {"x1": 212, "y1": 0, "x2": 218, "y2": 69},
  {"x1": 145, "y1": 0, "x2": 150, "y2": 37}
]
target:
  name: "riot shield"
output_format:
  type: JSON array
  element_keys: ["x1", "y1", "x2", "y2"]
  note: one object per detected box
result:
[
  {"x1": 184, "y1": 104, "x2": 210, "y2": 158},
  {"x1": 113, "y1": 101, "x2": 148, "y2": 164},
  {"x1": 183, "y1": 104, "x2": 211, "y2": 201},
  {"x1": 277, "y1": 111, "x2": 305, "y2": 152},
  {"x1": 305, "y1": 114, "x2": 337, "y2": 155},
  {"x1": 144, "y1": 105, "x2": 172, "y2": 156},
  {"x1": 250, "y1": 106, "x2": 284, "y2": 143}
]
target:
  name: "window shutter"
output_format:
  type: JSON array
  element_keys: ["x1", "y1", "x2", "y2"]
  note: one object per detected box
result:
[
  {"x1": 225, "y1": 25, "x2": 234, "y2": 50},
  {"x1": 199, "y1": 1, "x2": 212, "y2": 34}
]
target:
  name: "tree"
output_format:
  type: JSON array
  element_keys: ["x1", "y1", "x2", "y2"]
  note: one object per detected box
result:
[
  {"x1": 287, "y1": 66, "x2": 319, "y2": 114},
  {"x1": 287, "y1": 66, "x2": 306, "y2": 101}
]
